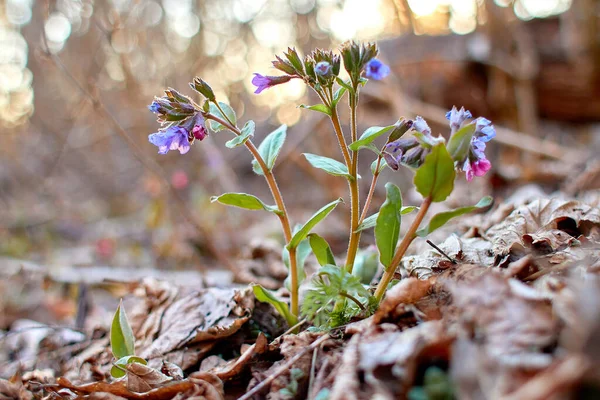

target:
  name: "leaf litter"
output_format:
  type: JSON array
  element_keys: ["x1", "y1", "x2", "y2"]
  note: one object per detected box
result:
[{"x1": 1, "y1": 191, "x2": 600, "y2": 399}]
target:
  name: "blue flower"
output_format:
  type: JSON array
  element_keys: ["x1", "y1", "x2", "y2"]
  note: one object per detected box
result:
[
  {"x1": 315, "y1": 61, "x2": 332, "y2": 77},
  {"x1": 251, "y1": 73, "x2": 296, "y2": 94},
  {"x1": 445, "y1": 106, "x2": 472, "y2": 131},
  {"x1": 364, "y1": 59, "x2": 390, "y2": 80},
  {"x1": 148, "y1": 126, "x2": 190, "y2": 155},
  {"x1": 148, "y1": 101, "x2": 161, "y2": 113},
  {"x1": 412, "y1": 116, "x2": 431, "y2": 136},
  {"x1": 474, "y1": 117, "x2": 496, "y2": 142}
]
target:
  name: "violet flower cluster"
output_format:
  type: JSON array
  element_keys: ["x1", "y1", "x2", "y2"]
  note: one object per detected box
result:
[
  {"x1": 147, "y1": 91, "x2": 208, "y2": 155},
  {"x1": 383, "y1": 108, "x2": 495, "y2": 180},
  {"x1": 446, "y1": 106, "x2": 495, "y2": 181}
]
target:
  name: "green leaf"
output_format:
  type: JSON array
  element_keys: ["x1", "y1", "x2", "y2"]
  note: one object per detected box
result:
[
  {"x1": 208, "y1": 102, "x2": 237, "y2": 132},
  {"x1": 308, "y1": 233, "x2": 336, "y2": 267},
  {"x1": 355, "y1": 206, "x2": 418, "y2": 233},
  {"x1": 349, "y1": 125, "x2": 395, "y2": 151},
  {"x1": 110, "y1": 355, "x2": 147, "y2": 378},
  {"x1": 416, "y1": 196, "x2": 493, "y2": 237},
  {"x1": 303, "y1": 153, "x2": 352, "y2": 180},
  {"x1": 110, "y1": 300, "x2": 135, "y2": 360},
  {"x1": 371, "y1": 158, "x2": 387, "y2": 175},
  {"x1": 225, "y1": 120, "x2": 255, "y2": 148},
  {"x1": 210, "y1": 192, "x2": 281, "y2": 214},
  {"x1": 287, "y1": 198, "x2": 343, "y2": 250},
  {"x1": 299, "y1": 104, "x2": 331, "y2": 116},
  {"x1": 352, "y1": 247, "x2": 379, "y2": 284},
  {"x1": 332, "y1": 86, "x2": 347, "y2": 108},
  {"x1": 252, "y1": 284, "x2": 298, "y2": 327},
  {"x1": 336, "y1": 77, "x2": 353, "y2": 92},
  {"x1": 414, "y1": 144, "x2": 455, "y2": 203},
  {"x1": 446, "y1": 123, "x2": 476, "y2": 162},
  {"x1": 252, "y1": 125, "x2": 287, "y2": 175},
  {"x1": 283, "y1": 236, "x2": 311, "y2": 289},
  {"x1": 375, "y1": 183, "x2": 402, "y2": 268}
]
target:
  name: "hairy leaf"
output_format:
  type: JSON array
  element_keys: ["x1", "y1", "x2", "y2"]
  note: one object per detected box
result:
[
  {"x1": 287, "y1": 198, "x2": 343, "y2": 249},
  {"x1": 308, "y1": 233, "x2": 336, "y2": 266},
  {"x1": 252, "y1": 125, "x2": 287, "y2": 175},
  {"x1": 416, "y1": 196, "x2": 493, "y2": 237},
  {"x1": 303, "y1": 153, "x2": 352, "y2": 180},
  {"x1": 225, "y1": 120, "x2": 255, "y2": 148},
  {"x1": 252, "y1": 284, "x2": 298, "y2": 327},
  {"x1": 375, "y1": 183, "x2": 403, "y2": 268},
  {"x1": 446, "y1": 123, "x2": 475, "y2": 162},
  {"x1": 355, "y1": 206, "x2": 418, "y2": 233},
  {"x1": 110, "y1": 300, "x2": 135, "y2": 360},
  {"x1": 208, "y1": 102, "x2": 236, "y2": 132},
  {"x1": 414, "y1": 143, "x2": 455, "y2": 202},
  {"x1": 349, "y1": 125, "x2": 395, "y2": 151},
  {"x1": 299, "y1": 104, "x2": 331, "y2": 116},
  {"x1": 210, "y1": 192, "x2": 281, "y2": 214}
]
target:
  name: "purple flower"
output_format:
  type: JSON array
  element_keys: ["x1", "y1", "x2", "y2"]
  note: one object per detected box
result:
[
  {"x1": 474, "y1": 117, "x2": 496, "y2": 142},
  {"x1": 445, "y1": 106, "x2": 472, "y2": 132},
  {"x1": 190, "y1": 113, "x2": 207, "y2": 141},
  {"x1": 148, "y1": 101, "x2": 161, "y2": 113},
  {"x1": 364, "y1": 59, "x2": 390, "y2": 80},
  {"x1": 251, "y1": 73, "x2": 296, "y2": 94},
  {"x1": 148, "y1": 126, "x2": 190, "y2": 155},
  {"x1": 383, "y1": 137, "x2": 419, "y2": 170},
  {"x1": 412, "y1": 116, "x2": 431, "y2": 135},
  {"x1": 315, "y1": 61, "x2": 332, "y2": 77}
]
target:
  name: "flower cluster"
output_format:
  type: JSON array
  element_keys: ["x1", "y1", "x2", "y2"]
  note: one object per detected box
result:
[
  {"x1": 446, "y1": 106, "x2": 495, "y2": 181},
  {"x1": 147, "y1": 89, "x2": 207, "y2": 155},
  {"x1": 251, "y1": 42, "x2": 390, "y2": 94},
  {"x1": 383, "y1": 117, "x2": 444, "y2": 170}
]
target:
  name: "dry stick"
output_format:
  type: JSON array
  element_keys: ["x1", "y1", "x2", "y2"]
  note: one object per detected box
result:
[
  {"x1": 238, "y1": 334, "x2": 331, "y2": 400},
  {"x1": 425, "y1": 239, "x2": 457, "y2": 264},
  {"x1": 45, "y1": 50, "x2": 235, "y2": 272}
]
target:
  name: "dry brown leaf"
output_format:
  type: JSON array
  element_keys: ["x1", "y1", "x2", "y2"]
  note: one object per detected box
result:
[
  {"x1": 125, "y1": 364, "x2": 172, "y2": 393},
  {"x1": 449, "y1": 272, "x2": 557, "y2": 369},
  {"x1": 233, "y1": 238, "x2": 289, "y2": 289},
  {"x1": 485, "y1": 198, "x2": 600, "y2": 258},
  {"x1": 0, "y1": 378, "x2": 33, "y2": 400},
  {"x1": 331, "y1": 321, "x2": 452, "y2": 400},
  {"x1": 204, "y1": 333, "x2": 269, "y2": 381},
  {"x1": 372, "y1": 278, "x2": 434, "y2": 325}
]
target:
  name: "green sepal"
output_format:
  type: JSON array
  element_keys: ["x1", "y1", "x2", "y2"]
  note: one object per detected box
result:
[
  {"x1": 375, "y1": 183, "x2": 402, "y2": 268},
  {"x1": 252, "y1": 125, "x2": 287, "y2": 175},
  {"x1": 252, "y1": 284, "x2": 298, "y2": 327},
  {"x1": 416, "y1": 196, "x2": 492, "y2": 237},
  {"x1": 303, "y1": 153, "x2": 353, "y2": 180},
  {"x1": 225, "y1": 120, "x2": 255, "y2": 148},
  {"x1": 414, "y1": 143, "x2": 455, "y2": 202},
  {"x1": 210, "y1": 192, "x2": 282, "y2": 215},
  {"x1": 287, "y1": 198, "x2": 343, "y2": 250},
  {"x1": 208, "y1": 102, "x2": 236, "y2": 132}
]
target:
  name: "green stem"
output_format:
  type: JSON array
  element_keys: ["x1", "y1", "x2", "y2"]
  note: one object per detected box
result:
[
  {"x1": 205, "y1": 112, "x2": 299, "y2": 316},
  {"x1": 339, "y1": 292, "x2": 365, "y2": 311},
  {"x1": 374, "y1": 196, "x2": 432, "y2": 301},
  {"x1": 344, "y1": 91, "x2": 360, "y2": 273},
  {"x1": 358, "y1": 154, "x2": 383, "y2": 226}
]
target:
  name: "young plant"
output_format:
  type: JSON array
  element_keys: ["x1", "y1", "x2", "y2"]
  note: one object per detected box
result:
[
  {"x1": 146, "y1": 42, "x2": 496, "y2": 328},
  {"x1": 110, "y1": 300, "x2": 147, "y2": 378}
]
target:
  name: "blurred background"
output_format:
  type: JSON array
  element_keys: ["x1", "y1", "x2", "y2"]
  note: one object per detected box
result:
[{"x1": 0, "y1": 0, "x2": 598, "y2": 300}]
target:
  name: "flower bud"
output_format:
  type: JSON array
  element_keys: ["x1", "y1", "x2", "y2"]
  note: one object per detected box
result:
[{"x1": 190, "y1": 78, "x2": 215, "y2": 102}]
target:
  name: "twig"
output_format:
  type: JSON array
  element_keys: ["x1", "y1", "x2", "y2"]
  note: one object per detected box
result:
[
  {"x1": 426, "y1": 240, "x2": 457, "y2": 264},
  {"x1": 238, "y1": 334, "x2": 331, "y2": 400}
]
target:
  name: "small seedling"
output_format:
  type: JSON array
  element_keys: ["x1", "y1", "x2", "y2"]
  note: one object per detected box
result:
[
  {"x1": 109, "y1": 300, "x2": 147, "y2": 378},
  {"x1": 147, "y1": 41, "x2": 496, "y2": 328}
]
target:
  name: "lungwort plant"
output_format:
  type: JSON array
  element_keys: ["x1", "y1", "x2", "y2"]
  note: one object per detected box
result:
[{"x1": 146, "y1": 42, "x2": 495, "y2": 328}]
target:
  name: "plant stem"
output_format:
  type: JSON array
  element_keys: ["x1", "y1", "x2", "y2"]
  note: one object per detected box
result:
[
  {"x1": 344, "y1": 92, "x2": 361, "y2": 273},
  {"x1": 205, "y1": 112, "x2": 299, "y2": 316},
  {"x1": 373, "y1": 196, "x2": 432, "y2": 301},
  {"x1": 358, "y1": 155, "x2": 383, "y2": 225},
  {"x1": 339, "y1": 292, "x2": 366, "y2": 311}
]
